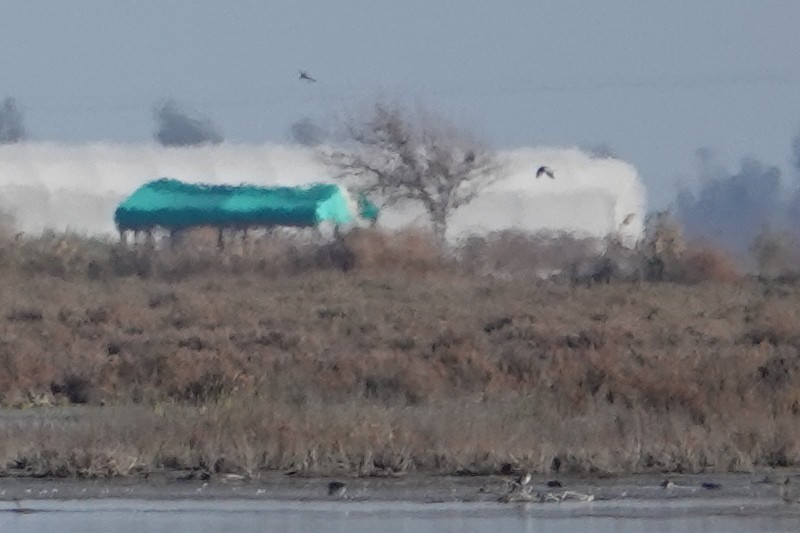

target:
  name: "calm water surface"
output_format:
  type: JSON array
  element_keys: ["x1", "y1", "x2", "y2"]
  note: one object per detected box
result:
[{"x1": 3, "y1": 499, "x2": 800, "y2": 533}]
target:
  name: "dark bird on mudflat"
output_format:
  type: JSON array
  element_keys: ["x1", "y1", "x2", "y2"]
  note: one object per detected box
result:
[
  {"x1": 328, "y1": 480, "x2": 347, "y2": 497},
  {"x1": 536, "y1": 166, "x2": 555, "y2": 179},
  {"x1": 780, "y1": 477, "x2": 799, "y2": 503},
  {"x1": 299, "y1": 70, "x2": 317, "y2": 82}
]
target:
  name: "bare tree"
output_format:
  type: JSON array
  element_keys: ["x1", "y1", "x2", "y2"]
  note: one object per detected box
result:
[
  {"x1": 0, "y1": 97, "x2": 25, "y2": 144},
  {"x1": 153, "y1": 99, "x2": 223, "y2": 147},
  {"x1": 322, "y1": 101, "x2": 502, "y2": 242},
  {"x1": 639, "y1": 210, "x2": 686, "y2": 281}
]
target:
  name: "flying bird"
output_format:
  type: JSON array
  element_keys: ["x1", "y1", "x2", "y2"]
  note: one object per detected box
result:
[
  {"x1": 536, "y1": 166, "x2": 555, "y2": 179},
  {"x1": 299, "y1": 70, "x2": 317, "y2": 82}
]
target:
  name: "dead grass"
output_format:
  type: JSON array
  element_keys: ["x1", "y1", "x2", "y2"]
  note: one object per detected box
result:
[
  {"x1": 342, "y1": 228, "x2": 448, "y2": 274},
  {"x1": 457, "y1": 230, "x2": 601, "y2": 279},
  {"x1": 674, "y1": 243, "x2": 744, "y2": 284},
  {"x1": 0, "y1": 229, "x2": 794, "y2": 478}
]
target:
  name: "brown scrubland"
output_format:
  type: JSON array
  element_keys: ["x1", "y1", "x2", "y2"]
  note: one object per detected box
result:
[{"x1": 1, "y1": 221, "x2": 800, "y2": 480}]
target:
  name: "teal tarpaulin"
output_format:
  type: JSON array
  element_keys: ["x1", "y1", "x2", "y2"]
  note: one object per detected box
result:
[{"x1": 114, "y1": 178, "x2": 379, "y2": 231}]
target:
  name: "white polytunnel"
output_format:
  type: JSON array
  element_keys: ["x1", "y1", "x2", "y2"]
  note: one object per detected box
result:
[{"x1": 0, "y1": 142, "x2": 647, "y2": 244}]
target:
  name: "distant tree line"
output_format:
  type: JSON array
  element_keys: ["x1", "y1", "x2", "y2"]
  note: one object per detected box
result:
[
  {"x1": 0, "y1": 97, "x2": 25, "y2": 144},
  {"x1": 0, "y1": 96, "x2": 230, "y2": 148},
  {"x1": 676, "y1": 148, "x2": 800, "y2": 255},
  {"x1": 152, "y1": 99, "x2": 223, "y2": 147}
]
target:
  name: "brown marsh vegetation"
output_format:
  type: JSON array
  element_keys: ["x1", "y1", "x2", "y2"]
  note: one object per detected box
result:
[{"x1": 1, "y1": 222, "x2": 800, "y2": 480}]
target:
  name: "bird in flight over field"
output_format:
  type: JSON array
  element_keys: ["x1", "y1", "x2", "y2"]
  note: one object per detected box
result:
[
  {"x1": 536, "y1": 166, "x2": 555, "y2": 179},
  {"x1": 299, "y1": 70, "x2": 317, "y2": 82}
]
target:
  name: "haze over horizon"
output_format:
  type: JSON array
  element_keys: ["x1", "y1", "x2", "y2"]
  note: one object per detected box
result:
[{"x1": 2, "y1": 1, "x2": 800, "y2": 219}]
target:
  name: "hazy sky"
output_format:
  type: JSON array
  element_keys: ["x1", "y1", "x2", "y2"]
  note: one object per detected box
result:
[{"x1": 2, "y1": 1, "x2": 800, "y2": 209}]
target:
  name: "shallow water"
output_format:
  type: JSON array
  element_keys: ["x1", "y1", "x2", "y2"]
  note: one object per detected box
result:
[{"x1": 3, "y1": 498, "x2": 800, "y2": 533}]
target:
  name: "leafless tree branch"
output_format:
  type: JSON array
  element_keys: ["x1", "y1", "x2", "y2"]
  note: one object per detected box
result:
[{"x1": 320, "y1": 101, "x2": 504, "y2": 240}]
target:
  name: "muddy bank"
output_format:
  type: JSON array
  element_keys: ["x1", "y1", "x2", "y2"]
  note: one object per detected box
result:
[
  {"x1": 4, "y1": 496, "x2": 800, "y2": 533},
  {"x1": 0, "y1": 472, "x2": 797, "y2": 505}
]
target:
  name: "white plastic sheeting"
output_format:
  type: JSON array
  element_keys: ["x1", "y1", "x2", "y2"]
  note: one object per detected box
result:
[{"x1": 0, "y1": 142, "x2": 646, "y2": 243}]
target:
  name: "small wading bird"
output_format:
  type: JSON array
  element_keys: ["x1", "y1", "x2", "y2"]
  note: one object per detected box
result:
[
  {"x1": 536, "y1": 166, "x2": 555, "y2": 179},
  {"x1": 299, "y1": 70, "x2": 317, "y2": 82},
  {"x1": 781, "y1": 477, "x2": 799, "y2": 503}
]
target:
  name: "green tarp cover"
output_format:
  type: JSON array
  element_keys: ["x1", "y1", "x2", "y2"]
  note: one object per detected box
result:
[{"x1": 114, "y1": 178, "x2": 378, "y2": 231}]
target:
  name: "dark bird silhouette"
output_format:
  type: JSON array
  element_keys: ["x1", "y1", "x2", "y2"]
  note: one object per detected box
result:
[
  {"x1": 536, "y1": 166, "x2": 555, "y2": 179},
  {"x1": 701, "y1": 482, "x2": 721, "y2": 490},
  {"x1": 327, "y1": 480, "x2": 347, "y2": 497},
  {"x1": 780, "y1": 477, "x2": 799, "y2": 503},
  {"x1": 299, "y1": 70, "x2": 317, "y2": 82}
]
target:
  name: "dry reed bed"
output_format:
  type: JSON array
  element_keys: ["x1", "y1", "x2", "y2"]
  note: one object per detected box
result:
[{"x1": 0, "y1": 230, "x2": 798, "y2": 477}]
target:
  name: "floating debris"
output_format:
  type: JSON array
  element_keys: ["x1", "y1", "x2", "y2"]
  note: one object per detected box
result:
[
  {"x1": 559, "y1": 490, "x2": 595, "y2": 502},
  {"x1": 220, "y1": 473, "x2": 249, "y2": 484},
  {"x1": 498, "y1": 483, "x2": 594, "y2": 504}
]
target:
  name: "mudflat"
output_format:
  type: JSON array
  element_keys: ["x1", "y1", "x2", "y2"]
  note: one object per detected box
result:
[{"x1": 0, "y1": 472, "x2": 797, "y2": 506}]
